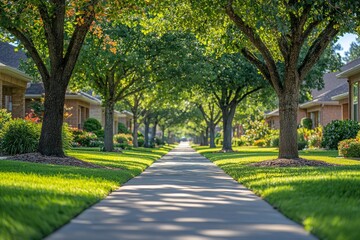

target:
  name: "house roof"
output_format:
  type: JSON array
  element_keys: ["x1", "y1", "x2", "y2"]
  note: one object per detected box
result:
[
  {"x1": 337, "y1": 59, "x2": 360, "y2": 78},
  {"x1": 0, "y1": 63, "x2": 31, "y2": 82},
  {"x1": 0, "y1": 41, "x2": 27, "y2": 69},
  {"x1": 25, "y1": 83, "x2": 101, "y2": 105},
  {"x1": 299, "y1": 82, "x2": 348, "y2": 108},
  {"x1": 264, "y1": 109, "x2": 279, "y2": 117}
]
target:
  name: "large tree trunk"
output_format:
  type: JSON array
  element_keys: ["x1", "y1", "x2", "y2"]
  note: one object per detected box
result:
[
  {"x1": 204, "y1": 127, "x2": 209, "y2": 146},
  {"x1": 104, "y1": 101, "x2": 115, "y2": 152},
  {"x1": 132, "y1": 117, "x2": 139, "y2": 147},
  {"x1": 38, "y1": 79, "x2": 67, "y2": 156},
  {"x1": 160, "y1": 125, "x2": 166, "y2": 143},
  {"x1": 209, "y1": 123, "x2": 216, "y2": 148},
  {"x1": 150, "y1": 120, "x2": 158, "y2": 146},
  {"x1": 199, "y1": 131, "x2": 206, "y2": 146},
  {"x1": 144, "y1": 117, "x2": 150, "y2": 148},
  {"x1": 278, "y1": 85, "x2": 300, "y2": 159},
  {"x1": 221, "y1": 106, "x2": 236, "y2": 152}
]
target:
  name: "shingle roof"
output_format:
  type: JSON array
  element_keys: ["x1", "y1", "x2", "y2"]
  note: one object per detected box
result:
[
  {"x1": 25, "y1": 83, "x2": 44, "y2": 95},
  {"x1": 25, "y1": 83, "x2": 102, "y2": 104},
  {"x1": 0, "y1": 41, "x2": 27, "y2": 69}
]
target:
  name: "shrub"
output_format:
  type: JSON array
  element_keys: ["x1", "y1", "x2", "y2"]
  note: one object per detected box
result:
[
  {"x1": 322, "y1": 120, "x2": 360, "y2": 149},
  {"x1": 94, "y1": 129, "x2": 104, "y2": 139},
  {"x1": 270, "y1": 136, "x2": 280, "y2": 147},
  {"x1": 254, "y1": 139, "x2": 267, "y2": 147},
  {"x1": 301, "y1": 117, "x2": 313, "y2": 129},
  {"x1": 215, "y1": 137, "x2": 221, "y2": 145},
  {"x1": 244, "y1": 120, "x2": 270, "y2": 143},
  {"x1": 62, "y1": 123, "x2": 73, "y2": 150},
  {"x1": 114, "y1": 134, "x2": 131, "y2": 144},
  {"x1": 118, "y1": 122, "x2": 131, "y2": 134},
  {"x1": 338, "y1": 139, "x2": 360, "y2": 158},
  {"x1": 0, "y1": 119, "x2": 40, "y2": 155},
  {"x1": 155, "y1": 136, "x2": 163, "y2": 145},
  {"x1": 137, "y1": 136, "x2": 145, "y2": 147},
  {"x1": 0, "y1": 109, "x2": 12, "y2": 129},
  {"x1": 298, "y1": 140, "x2": 307, "y2": 150},
  {"x1": 71, "y1": 128, "x2": 98, "y2": 147},
  {"x1": 83, "y1": 118, "x2": 102, "y2": 132},
  {"x1": 232, "y1": 137, "x2": 244, "y2": 146}
]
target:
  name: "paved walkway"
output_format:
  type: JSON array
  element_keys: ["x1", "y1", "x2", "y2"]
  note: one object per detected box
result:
[{"x1": 48, "y1": 142, "x2": 315, "y2": 240}]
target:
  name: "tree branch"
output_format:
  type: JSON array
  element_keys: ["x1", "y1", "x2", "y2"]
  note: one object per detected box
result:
[
  {"x1": 298, "y1": 21, "x2": 339, "y2": 81},
  {"x1": 226, "y1": 0, "x2": 282, "y2": 92}
]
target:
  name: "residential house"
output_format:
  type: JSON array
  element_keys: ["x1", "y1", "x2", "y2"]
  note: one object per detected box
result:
[
  {"x1": 25, "y1": 83, "x2": 102, "y2": 129},
  {"x1": 336, "y1": 58, "x2": 360, "y2": 121},
  {"x1": 0, "y1": 42, "x2": 30, "y2": 118},
  {"x1": 264, "y1": 60, "x2": 360, "y2": 129}
]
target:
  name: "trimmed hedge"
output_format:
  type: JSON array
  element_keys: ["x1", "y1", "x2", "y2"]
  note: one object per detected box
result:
[
  {"x1": 322, "y1": 120, "x2": 360, "y2": 149},
  {"x1": 83, "y1": 118, "x2": 102, "y2": 132}
]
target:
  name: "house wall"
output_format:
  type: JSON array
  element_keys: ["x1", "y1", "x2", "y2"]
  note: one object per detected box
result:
[
  {"x1": 0, "y1": 72, "x2": 27, "y2": 118},
  {"x1": 321, "y1": 105, "x2": 342, "y2": 126},
  {"x1": 64, "y1": 99, "x2": 90, "y2": 128},
  {"x1": 89, "y1": 104, "x2": 103, "y2": 126},
  {"x1": 266, "y1": 116, "x2": 280, "y2": 129},
  {"x1": 349, "y1": 73, "x2": 360, "y2": 121}
]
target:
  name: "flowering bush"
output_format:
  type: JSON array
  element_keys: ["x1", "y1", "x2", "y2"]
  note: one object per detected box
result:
[
  {"x1": 70, "y1": 128, "x2": 98, "y2": 147},
  {"x1": 244, "y1": 120, "x2": 270, "y2": 144},
  {"x1": 322, "y1": 120, "x2": 360, "y2": 149},
  {"x1": 114, "y1": 133, "x2": 132, "y2": 144},
  {"x1": 338, "y1": 139, "x2": 360, "y2": 158},
  {"x1": 254, "y1": 139, "x2": 267, "y2": 147}
]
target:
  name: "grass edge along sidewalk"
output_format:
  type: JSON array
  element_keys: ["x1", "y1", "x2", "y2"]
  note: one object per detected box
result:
[
  {"x1": 193, "y1": 145, "x2": 360, "y2": 240},
  {"x1": 0, "y1": 145, "x2": 175, "y2": 240}
]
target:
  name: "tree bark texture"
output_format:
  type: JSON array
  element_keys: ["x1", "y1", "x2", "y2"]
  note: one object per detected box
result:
[
  {"x1": 209, "y1": 123, "x2": 216, "y2": 148},
  {"x1": 38, "y1": 78, "x2": 67, "y2": 156},
  {"x1": 204, "y1": 127, "x2": 209, "y2": 146},
  {"x1": 278, "y1": 83, "x2": 300, "y2": 158},
  {"x1": 150, "y1": 120, "x2": 158, "y2": 146},
  {"x1": 104, "y1": 101, "x2": 115, "y2": 152},
  {"x1": 144, "y1": 117, "x2": 150, "y2": 148},
  {"x1": 221, "y1": 106, "x2": 236, "y2": 152},
  {"x1": 132, "y1": 118, "x2": 139, "y2": 148}
]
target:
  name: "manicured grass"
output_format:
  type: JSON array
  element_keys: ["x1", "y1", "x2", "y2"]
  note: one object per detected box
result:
[
  {"x1": 0, "y1": 145, "x2": 174, "y2": 240},
  {"x1": 194, "y1": 145, "x2": 360, "y2": 240}
]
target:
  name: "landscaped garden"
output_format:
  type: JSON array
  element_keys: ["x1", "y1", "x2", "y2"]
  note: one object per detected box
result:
[
  {"x1": 193, "y1": 145, "x2": 360, "y2": 240},
  {"x1": 0, "y1": 145, "x2": 174, "y2": 240}
]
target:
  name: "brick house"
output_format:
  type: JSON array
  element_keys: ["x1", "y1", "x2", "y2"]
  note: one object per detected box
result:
[
  {"x1": 336, "y1": 58, "x2": 360, "y2": 121},
  {"x1": 265, "y1": 62, "x2": 356, "y2": 129},
  {"x1": 0, "y1": 42, "x2": 30, "y2": 118},
  {"x1": 25, "y1": 83, "x2": 102, "y2": 129}
]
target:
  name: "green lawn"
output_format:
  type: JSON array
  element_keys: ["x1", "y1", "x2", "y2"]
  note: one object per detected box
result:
[
  {"x1": 193, "y1": 146, "x2": 360, "y2": 240},
  {"x1": 0, "y1": 145, "x2": 174, "y2": 240}
]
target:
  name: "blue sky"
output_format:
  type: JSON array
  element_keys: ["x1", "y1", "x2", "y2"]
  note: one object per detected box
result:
[{"x1": 336, "y1": 33, "x2": 358, "y2": 57}]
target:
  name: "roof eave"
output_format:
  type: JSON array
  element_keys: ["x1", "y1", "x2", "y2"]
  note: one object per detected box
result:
[
  {"x1": 337, "y1": 64, "x2": 360, "y2": 78},
  {"x1": 0, "y1": 65, "x2": 32, "y2": 82}
]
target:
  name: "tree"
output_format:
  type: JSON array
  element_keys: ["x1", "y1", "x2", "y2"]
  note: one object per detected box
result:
[
  {"x1": 205, "y1": 53, "x2": 265, "y2": 151},
  {"x1": 0, "y1": 1, "x2": 99, "y2": 156},
  {"x1": 344, "y1": 37, "x2": 360, "y2": 63},
  {"x1": 225, "y1": 0, "x2": 359, "y2": 158},
  {"x1": 74, "y1": 23, "x2": 152, "y2": 151},
  {"x1": 197, "y1": 99, "x2": 222, "y2": 148}
]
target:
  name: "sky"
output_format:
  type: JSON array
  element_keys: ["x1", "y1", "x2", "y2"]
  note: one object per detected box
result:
[{"x1": 336, "y1": 33, "x2": 358, "y2": 57}]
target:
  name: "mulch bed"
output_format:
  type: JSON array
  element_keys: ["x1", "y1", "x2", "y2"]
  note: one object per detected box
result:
[
  {"x1": 250, "y1": 158, "x2": 338, "y2": 167},
  {"x1": 7, "y1": 153, "x2": 107, "y2": 169}
]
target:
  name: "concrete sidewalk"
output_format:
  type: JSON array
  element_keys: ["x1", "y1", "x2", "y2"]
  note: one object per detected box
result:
[{"x1": 47, "y1": 142, "x2": 315, "y2": 240}]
